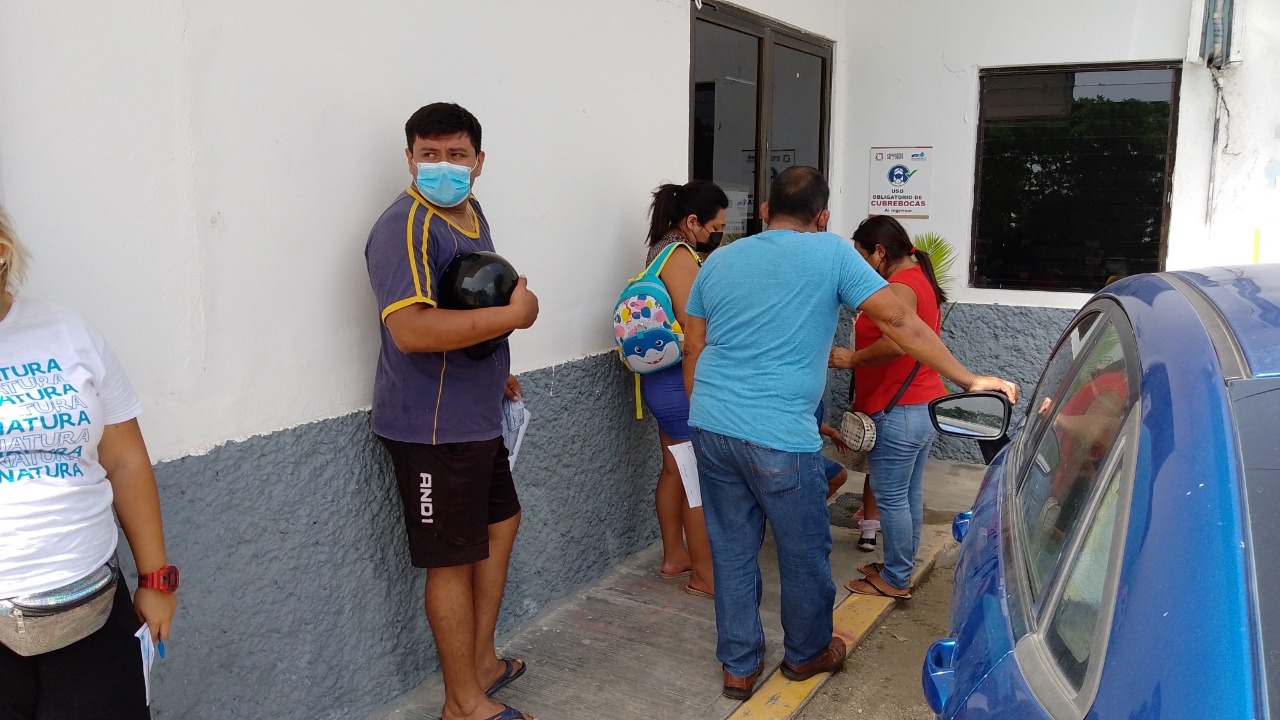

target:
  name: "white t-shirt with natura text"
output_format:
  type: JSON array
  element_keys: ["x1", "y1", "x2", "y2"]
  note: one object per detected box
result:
[{"x1": 0, "y1": 296, "x2": 143, "y2": 597}]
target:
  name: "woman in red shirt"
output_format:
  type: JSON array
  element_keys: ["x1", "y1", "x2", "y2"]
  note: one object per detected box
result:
[{"x1": 829, "y1": 216, "x2": 948, "y2": 598}]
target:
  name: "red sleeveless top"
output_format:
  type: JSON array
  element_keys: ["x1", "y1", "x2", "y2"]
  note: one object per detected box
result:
[{"x1": 852, "y1": 264, "x2": 947, "y2": 415}]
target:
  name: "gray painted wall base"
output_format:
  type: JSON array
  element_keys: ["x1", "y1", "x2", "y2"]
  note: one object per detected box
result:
[
  {"x1": 821, "y1": 303, "x2": 1078, "y2": 464},
  {"x1": 127, "y1": 352, "x2": 660, "y2": 720},
  {"x1": 130, "y1": 302, "x2": 1073, "y2": 718},
  {"x1": 936, "y1": 303, "x2": 1077, "y2": 462}
]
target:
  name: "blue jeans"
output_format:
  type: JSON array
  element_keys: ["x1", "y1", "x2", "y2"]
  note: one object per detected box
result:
[
  {"x1": 867, "y1": 403, "x2": 937, "y2": 590},
  {"x1": 690, "y1": 427, "x2": 835, "y2": 676}
]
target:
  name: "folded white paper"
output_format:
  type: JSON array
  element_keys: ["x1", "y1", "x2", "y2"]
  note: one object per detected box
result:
[
  {"x1": 501, "y1": 397, "x2": 532, "y2": 470},
  {"x1": 668, "y1": 441, "x2": 702, "y2": 508},
  {"x1": 134, "y1": 624, "x2": 155, "y2": 706}
]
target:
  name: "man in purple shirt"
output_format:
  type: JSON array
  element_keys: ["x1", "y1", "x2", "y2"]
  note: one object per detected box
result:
[{"x1": 365, "y1": 103, "x2": 539, "y2": 720}]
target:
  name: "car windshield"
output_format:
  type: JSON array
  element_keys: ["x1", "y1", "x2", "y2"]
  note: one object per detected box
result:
[{"x1": 1233, "y1": 377, "x2": 1280, "y2": 711}]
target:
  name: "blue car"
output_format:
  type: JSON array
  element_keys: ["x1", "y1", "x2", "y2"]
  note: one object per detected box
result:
[{"x1": 922, "y1": 265, "x2": 1280, "y2": 719}]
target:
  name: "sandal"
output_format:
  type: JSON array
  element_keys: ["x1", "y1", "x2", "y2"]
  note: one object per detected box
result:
[
  {"x1": 857, "y1": 562, "x2": 885, "y2": 578},
  {"x1": 846, "y1": 574, "x2": 911, "y2": 599},
  {"x1": 684, "y1": 584, "x2": 714, "y2": 599},
  {"x1": 484, "y1": 658, "x2": 527, "y2": 697},
  {"x1": 483, "y1": 704, "x2": 533, "y2": 720},
  {"x1": 659, "y1": 568, "x2": 692, "y2": 579}
]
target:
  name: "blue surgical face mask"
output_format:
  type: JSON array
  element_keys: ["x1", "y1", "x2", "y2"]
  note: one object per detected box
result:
[{"x1": 415, "y1": 161, "x2": 475, "y2": 208}]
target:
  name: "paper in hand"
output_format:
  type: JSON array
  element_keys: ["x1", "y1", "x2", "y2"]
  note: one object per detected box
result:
[
  {"x1": 668, "y1": 441, "x2": 702, "y2": 508},
  {"x1": 501, "y1": 397, "x2": 532, "y2": 470},
  {"x1": 134, "y1": 624, "x2": 156, "y2": 706}
]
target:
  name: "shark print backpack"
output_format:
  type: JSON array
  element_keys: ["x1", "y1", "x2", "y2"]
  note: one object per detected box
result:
[{"x1": 612, "y1": 242, "x2": 700, "y2": 416}]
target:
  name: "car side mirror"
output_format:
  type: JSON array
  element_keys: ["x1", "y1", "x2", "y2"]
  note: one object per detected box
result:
[{"x1": 928, "y1": 391, "x2": 1012, "y2": 440}]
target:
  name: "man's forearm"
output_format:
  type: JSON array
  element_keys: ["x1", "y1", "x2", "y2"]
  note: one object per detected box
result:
[
  {"x1": 878, "y1": 314, "x2": 977, "y2": 390},
  {"x1": 847, "y1": 337, "x2": 904, "y2": 368},
  {"x1": 387, "y1": 305, "x2": 519, "y2": 354}
]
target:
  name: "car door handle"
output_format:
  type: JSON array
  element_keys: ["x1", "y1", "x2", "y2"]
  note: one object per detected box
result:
[
  {"x1": 952, "y1": 511, "x2": 973, "y2": 543},
  {"x1": 922, "y1": 637, "x2": 958, "y2": 714}
]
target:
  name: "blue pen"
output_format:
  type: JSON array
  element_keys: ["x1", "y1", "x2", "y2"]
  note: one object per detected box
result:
[{"x1": 157, "y1": 641, "x2": 165, "y2": 659}]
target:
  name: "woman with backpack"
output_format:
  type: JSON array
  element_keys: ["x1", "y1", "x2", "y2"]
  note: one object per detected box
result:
[
  {"x1": 828, "y1": 215, "x2": 948, "y2": 599},
  {"x1": 639, "y1": 180, "x2": 728, "y2": 599}
]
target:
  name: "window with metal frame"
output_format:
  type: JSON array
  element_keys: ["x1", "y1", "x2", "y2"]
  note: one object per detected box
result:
[{"x1": 971, "y1": 64, "x2": 1180, "y2": 293}]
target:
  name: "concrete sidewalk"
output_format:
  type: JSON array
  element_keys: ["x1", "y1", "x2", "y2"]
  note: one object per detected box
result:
[{"x1": 364, "y1": 460, "x2": 985, "y2": 720}]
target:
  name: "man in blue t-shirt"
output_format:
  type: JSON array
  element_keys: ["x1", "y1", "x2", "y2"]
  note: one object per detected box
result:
[
  {"x1": 682, "y1": 166, "x2": 1017, "y2": 700},
  {"x1": 365, "y1": 103, "x2": 539, "y2": 720}
]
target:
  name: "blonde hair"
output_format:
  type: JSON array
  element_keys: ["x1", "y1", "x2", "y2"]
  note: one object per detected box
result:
[{"x1": 0, "y1": 206, "x2": 32, "y2": 296}]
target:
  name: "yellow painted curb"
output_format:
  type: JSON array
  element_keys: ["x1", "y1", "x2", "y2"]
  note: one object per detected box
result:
[{"x1": 727, "y1": 528, "x2": 954, "y2": 720}]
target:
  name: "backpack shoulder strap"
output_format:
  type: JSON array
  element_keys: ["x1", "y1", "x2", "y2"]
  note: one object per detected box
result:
[
  {"x1": 646, "y1": 242, "x2": 700, "y2": 280},
  {"x1": 634, "y1": 374, "x2": 643, "y2": 420}
]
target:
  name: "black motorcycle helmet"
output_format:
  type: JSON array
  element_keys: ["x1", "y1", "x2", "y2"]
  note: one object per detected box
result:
[{"x1": 437, "y1": 251, "x2": 519, "y2": 359}]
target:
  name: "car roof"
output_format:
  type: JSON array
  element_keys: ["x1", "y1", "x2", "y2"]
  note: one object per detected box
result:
[{"x1": 1170, "y1": 265, "x2": 1280, "y2": 379}]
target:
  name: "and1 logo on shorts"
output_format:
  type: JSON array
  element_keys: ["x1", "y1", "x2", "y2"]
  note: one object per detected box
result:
[{"x1": 419, "y1": 472, "x2": 434, "y2": 524}]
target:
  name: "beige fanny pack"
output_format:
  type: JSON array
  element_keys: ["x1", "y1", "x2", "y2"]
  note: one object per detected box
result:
[
  {"x1": 839, "y1": 363, "x2": 922, "y2": 452},
  {"x1": 0, "y1": 560, "x2": 119, "y2": 657}
]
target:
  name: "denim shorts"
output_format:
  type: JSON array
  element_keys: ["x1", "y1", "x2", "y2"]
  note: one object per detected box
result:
[{"x1": 822, "y1": 457, "x2": 845, "y2": 481}]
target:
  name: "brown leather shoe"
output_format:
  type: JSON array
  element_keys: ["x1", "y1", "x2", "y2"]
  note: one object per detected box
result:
[
  {"x1": 780, "y1": 637, "x2": 848, "y2": 681},
  {"x1": 722, "y1": 666, "x2": 763, "y2": 700}
]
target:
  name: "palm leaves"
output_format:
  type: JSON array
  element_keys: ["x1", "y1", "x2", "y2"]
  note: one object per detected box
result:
[
  {"x1": 912, "y1": 231, "x2": 961, "y2": 393},
  {"x1": 911, "y1": 231, "x2": 957, "y2": 295}
]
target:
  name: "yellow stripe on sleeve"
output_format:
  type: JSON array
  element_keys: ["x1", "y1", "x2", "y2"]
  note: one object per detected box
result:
[
  {"x1": 381, "y1": 295, "x2": 436, "y2": 323},
  {"x1": 421, "y1": 209, "x2": 434, "y2": 303},
  {"x1": 405, "y1": 200, "x2": 425, "y2": 299}
]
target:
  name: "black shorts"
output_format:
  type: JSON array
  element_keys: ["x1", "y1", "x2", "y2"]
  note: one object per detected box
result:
[
  {"x1": 379, "y1": 436, "x2": 521, "y2": 568},
  {"x1": 0, "y1": 579, "x2": 149, "y2": 720}
]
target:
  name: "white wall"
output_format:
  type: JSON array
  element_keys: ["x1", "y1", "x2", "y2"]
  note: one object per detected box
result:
[
  {"x1": 0, "y1": 0, "x2": 692, "y2": 460},
  {"x1": 836, "y1": 0, "x2": 1233, "y2": 309},
  {"x1": 1167, "y1": 0, "x2": 1280, "y2": 269},
  {"x1": 6, "y1": 0, "x2": 1269, "y2": 460},
  {"x1": 0, "y1": 2, "x2": 203, "y2": 458}
]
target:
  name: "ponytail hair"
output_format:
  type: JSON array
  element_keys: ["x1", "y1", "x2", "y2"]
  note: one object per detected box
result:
[
  {"x1": 646, "y1": 179, "x2": 730, "y2": 248},
  {"x1": 852, "y1": 215, "x2": 948, "y2": 305}
]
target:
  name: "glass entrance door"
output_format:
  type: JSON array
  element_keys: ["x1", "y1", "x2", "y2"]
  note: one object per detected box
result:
[{"x1": 692, "y1": 6, "x2": 831, "y2": 240}]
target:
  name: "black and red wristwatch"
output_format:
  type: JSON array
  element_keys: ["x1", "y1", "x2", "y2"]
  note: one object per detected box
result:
[{"x1": 138, "y1": 565, "x2": 180, "y2": 593}]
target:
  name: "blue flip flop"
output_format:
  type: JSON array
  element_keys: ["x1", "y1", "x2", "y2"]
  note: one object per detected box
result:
[
  {"x1": 484, "y1": 658, "x2": 527, "y2": 697},
  {"x1": 484, "y1": 704, "x2": 531, "y2": 720}
]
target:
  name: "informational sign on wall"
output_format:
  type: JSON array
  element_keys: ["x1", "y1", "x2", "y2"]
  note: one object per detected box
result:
[
  {"x1": 743, "y1": 149, "x2": 797, "y2": 184},
  {"x1": 724, "y1": 190, "x2": 751, "y2": 239},
  {"x1": 868, "y1": 146, "x2": 932, "y2": 218}
]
